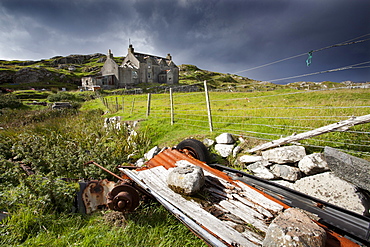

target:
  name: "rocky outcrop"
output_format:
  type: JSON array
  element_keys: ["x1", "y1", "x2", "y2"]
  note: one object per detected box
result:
[
  {"x1": 51, "y1": 53, "x2": 104, "y2": 65},
  {"x1": 0, "y1": 70, "x2": 15, "y2": 84},
  {"x1": 14, "y1": 68, "x2": 57, "y2": 84}
]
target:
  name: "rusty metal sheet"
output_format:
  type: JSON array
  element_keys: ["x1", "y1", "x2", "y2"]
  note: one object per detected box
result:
[{"x1": 82, "y1": 179, "x2": 116, "y2": 214}]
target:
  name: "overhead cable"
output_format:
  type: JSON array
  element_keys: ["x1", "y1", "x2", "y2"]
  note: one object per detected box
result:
[
  {"x1": 267, "y1": 61, "x2": 370, "y2": 83},
  {"x1": 234, "y1": 33, "x2": 370, "y2": 74}
]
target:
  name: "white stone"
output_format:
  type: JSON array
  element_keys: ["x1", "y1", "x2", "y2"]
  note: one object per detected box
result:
[
  {"x1": 239, "y1": 155, "x2": 263, "y2": 164},
  {"x1": 215, "y1": 143, "x2": 234, "y2": 157},
  {"x1": 135, "y1": 158, "x2": 146, "y2": 167},
  {"x1": 167, "y1": 164, "x2": 205, "y2": 195},
  {"x1": 270, "y1": 164, "x2": 301, "y2": 182},
  {"x1": 247, "y1": 161, "x2": 275, "y2": 180},
  {"x1": 144, "y1": 146, "x2": 161, "y2": 160},
  {"x1": 262, "y1": 146, "x2": 306, "y2": 164},
  {"x1": 232, "y1": 145, "x2": 242, "y2": 157},
  {"x1": 215, "y1": 133, "x2": 235, "y2": 144},
  {"x1": 203, "y1": 138, "x2": 215, "y2": 147},
  {"x1": 298, "y1": 153, "x2": 329, "y2": 175},
  {"x1": 293, "y1": 172, "x2": 366, "y2": 215}
]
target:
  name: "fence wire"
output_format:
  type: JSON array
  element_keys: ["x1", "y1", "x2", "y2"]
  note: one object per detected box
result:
[{"x1": 102, "y1": 87, "x2": 370, "y2": 156}]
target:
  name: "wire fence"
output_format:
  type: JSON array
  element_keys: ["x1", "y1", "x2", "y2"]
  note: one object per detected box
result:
[{"x1": 101, "y1": 84, "x2": 370, "y2": 157}]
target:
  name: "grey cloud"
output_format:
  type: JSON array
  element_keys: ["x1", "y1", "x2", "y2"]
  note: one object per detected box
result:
[{"x1": 0, "y1": 0, "x2": 369, "y2": 83}]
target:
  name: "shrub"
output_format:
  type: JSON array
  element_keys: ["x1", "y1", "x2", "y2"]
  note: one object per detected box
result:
[
  {"x1": 0, "y1": 94, "x2": 23, "y2": 109},
  {"x1": 47, "y1": 92, "x2": 85, "y2": 102}
]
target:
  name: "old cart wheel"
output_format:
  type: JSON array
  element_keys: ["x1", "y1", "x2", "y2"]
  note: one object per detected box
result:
[
  {"x1": 176, "y1": 139, "x2": 210, "y2": 163},
  {"x1": 107, "y1": 184, "x2": 140, "y2": 212}
]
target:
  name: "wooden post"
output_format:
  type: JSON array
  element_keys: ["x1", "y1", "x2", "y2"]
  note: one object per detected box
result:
[
  {"x1": 122, "y1": 97, "x2": 124, "y2": 113},
  {"x1": 115, "y1": 97, "x2": 118, "y2": 112},
  {"x1": 170, "y1": 88, "x2": 174, "y2": 125},
  {"x1": 146, "y1": 93, "x2": 151, "y2": 117},
  {"x1": 204, "y1": 80, "x2": 213, "y2": 132},
  {"x1": 130, "y1": 98, "x2": 135, "y2": 115},
  {"x1": 248, "y1": 114, "x2": 370, "y2": 153}
]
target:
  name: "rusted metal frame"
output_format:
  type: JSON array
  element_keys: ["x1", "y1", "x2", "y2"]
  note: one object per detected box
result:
[
  {"x1": 210, "y1": 163, "x2": 370, "y2": 246},
  {"x1": 84, "y1": 161, "x2": 126, "y2": 181},
  {"x1": 122, "y1": 168, "x2": 229, "y2": 247}
]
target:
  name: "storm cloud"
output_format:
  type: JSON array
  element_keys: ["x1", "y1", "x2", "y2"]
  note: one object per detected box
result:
[{"x1": 0, "y1": 0, "x2": 369, "y2": 83}]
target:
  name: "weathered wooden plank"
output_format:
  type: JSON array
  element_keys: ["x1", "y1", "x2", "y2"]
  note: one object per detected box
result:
[
  {"x1": 123, "y1": 169, "x2": 228, "y2": 247},
  {"x1": 248, "y1": 114, "x2": 370, "y2": 153},
  {"x1": 137, "y1": 166, "x2": 259, "y2": 247},
  {"x1": 218, "y1": 199, "x2": 269, "y2": 232},
  {"x1": 223, "y1": 221, "x2": 264, "y2": 244},
  {"x1": 236, "y1": 181, "x2": 284, "y2": 214},
  {"x1": 205, "y1": 187, "x2": 232, "y2": 199},
  {"x1": 205, "y1": 169, "x2": 283, "y2": 216},
  {"x1": 232, "y1": 194, "x2": 274, "y2": 219}
]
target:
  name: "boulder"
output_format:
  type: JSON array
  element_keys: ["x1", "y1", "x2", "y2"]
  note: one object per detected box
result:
[
  {"x1": 298, "y1": 153, "x2": 329, "y2": 175},
  {"x1": 270, "y1": 164, "x2": 301, "y2": 182},
  {"x1": 144, "y1": 146, "x2": 161, "y2": 160},
  {"x1": 262, "y1": 146, "x2": 306, "y2": 164},
  {"x1": 239, "y1": 155, "x2": 263, "y2": 164},
  {"x1": 263, "y1": 208, "x2": 326, "y2": 247},
  {"x1": 167, "y1": 163, "x2": 205, "y2": 195},
  {"x1": 215, "y1": 133, "x2": 235, "y2": 144},
  {"x1": 294, "y1": 172, "x2": 367, "y2": 215},
  {"x1": 247, "y1": 161, "x2": 275, "y2": 180},
  {"x1": 324, "y1": 146, "x2": 370, "y2": 191},
  {"x1": 203, "y1": 138, "x2": 215, "y2": 147},
  {"x1": 135, "y1": 158, "x2": 146, "y2": 167},
  {"x1": 232, "y1": 145, "x2": 242, "y2": 157},
  {"x1": 215, "y1": 144, "x2": 234, "y2": 157}
]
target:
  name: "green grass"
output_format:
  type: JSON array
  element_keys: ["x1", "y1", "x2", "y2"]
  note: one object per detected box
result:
[
  {"x1": 0, "y1": 203, "x2": 205, "y2": 247},
  {"x1": 1, "y1": 86, "x2": 369, "y2": 247},
  {"x1": 83, "y1": 87, "x2": 370, "y2": 157}
]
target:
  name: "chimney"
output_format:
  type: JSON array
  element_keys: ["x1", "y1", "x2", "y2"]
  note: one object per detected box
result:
[
  {"x1": 108, "y1": 49, "x2": 113, "y2": 59},
  {"x1": 128, "y1": 44, "x2": 134, "y2": 54},
  {"x1": 166, "y1": 53, "x2": 172, "y2": 60}
]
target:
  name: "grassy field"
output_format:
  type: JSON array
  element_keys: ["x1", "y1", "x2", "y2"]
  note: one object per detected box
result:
[
  {"x1": 1, "y1": 86, "x2": 369, "y2": 246},
  {"x1": 86, "y1": 87, "x2": 370, "y2": 157}
]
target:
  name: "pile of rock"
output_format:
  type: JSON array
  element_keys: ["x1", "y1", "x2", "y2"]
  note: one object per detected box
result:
[
  {"x1": 209, "y1": 133, "x2": 369, "y2": 216},
  {"x1": 136, "y1": 133, "x2": 369, "y2": 216}
]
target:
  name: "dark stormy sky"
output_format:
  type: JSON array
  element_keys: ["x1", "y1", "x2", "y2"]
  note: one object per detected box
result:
[{"x1": 1, "y1": 0, "x2": 369, "y2": 84}]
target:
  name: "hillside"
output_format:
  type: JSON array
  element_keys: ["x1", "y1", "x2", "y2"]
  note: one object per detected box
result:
[{"x1": 0, "y1": 54, "x2": 366, "y2": 92}]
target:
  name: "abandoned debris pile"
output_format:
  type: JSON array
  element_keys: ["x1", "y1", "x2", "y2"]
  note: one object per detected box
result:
[{"x1": 138, "y1": 132, "x2": 369, "y2": 217}]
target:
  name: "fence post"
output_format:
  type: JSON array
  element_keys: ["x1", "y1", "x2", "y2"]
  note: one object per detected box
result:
[
  {"x1": 130, "y1": 98, "x2": 135, "y2": 115},
  {"x1": 170, "y1": 88, "x2": 174, "y2": 125},
  {"x1": 115, "y1": 97, "x2": 119, "y2": 112},
  {"x1": 122, "y1": 97, "x2": 124, "y2": 113},
  {"x1": 146, "y1": 93, "x2": 151, "y2": 117},
  {"x1": 204, "y1": 80, "x2": 213, "y2": 132}
]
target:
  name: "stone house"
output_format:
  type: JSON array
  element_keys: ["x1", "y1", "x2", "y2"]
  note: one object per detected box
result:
[{"x1": 81, "y1": 45, "x2": 179, "y2": 90}]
